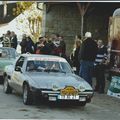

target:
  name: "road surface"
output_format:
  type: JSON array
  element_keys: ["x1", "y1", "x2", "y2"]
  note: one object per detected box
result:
[{"x1": 0, "y1": 85, "x2": 120, "y2": 119}]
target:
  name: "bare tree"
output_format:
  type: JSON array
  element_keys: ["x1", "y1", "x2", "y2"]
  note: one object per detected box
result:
[{"x1": 77, "y1": 2, "x2": 90, "y2": 38}]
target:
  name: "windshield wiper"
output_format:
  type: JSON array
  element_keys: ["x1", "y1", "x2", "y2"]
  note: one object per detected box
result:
[
  {"x1": 44, "y1": 68, "x2": 66, "y2": 74},
  {"x1": 44, "y1": 68, "x2": 59, "y2": 72}
]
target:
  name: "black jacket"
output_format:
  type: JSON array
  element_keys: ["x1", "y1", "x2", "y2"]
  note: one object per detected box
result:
[
  {"x1": 79, "y1": 38, "x2": 98, "y2": 62},
  {"x1": 11, "y1": 36, "x2": 18, "y2": 49}
]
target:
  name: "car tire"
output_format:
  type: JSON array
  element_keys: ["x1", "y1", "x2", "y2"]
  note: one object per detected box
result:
[
  {"x1": 3, "y1": 76, "x2": 12, "y2": 94},
  {"x1": 23, "y1": 84, "x2": 33, "y2": 105},
  {"x1": 79, "y1": 102, "x2": 86, "y2": 107}
]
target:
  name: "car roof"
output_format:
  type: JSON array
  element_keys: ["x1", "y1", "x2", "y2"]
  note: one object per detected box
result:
[{"x1": 21, "y1": 54, "x2": 67, "y2": 62}]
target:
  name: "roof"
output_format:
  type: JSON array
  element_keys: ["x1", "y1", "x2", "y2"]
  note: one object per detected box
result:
[{"x1": 21, "y1": 54, "x2": 67, "y2": 62}]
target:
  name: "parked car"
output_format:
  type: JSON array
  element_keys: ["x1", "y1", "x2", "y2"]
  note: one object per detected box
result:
[
  {"x1": 3, "y1": 54, "x2": 93, "y2": 106},
  {"x1": 0, "y1": 47, "x2": 19, "y2": 83}
]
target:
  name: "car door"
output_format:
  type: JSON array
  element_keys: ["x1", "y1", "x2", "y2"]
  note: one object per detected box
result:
[{"x1": 11, "y1": 56, "x2": 25, "y2": 93}]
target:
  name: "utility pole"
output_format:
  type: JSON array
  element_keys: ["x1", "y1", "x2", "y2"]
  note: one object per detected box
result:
[
  {"x1": 2, "y1": 1, "x2": 7, "y2": 18},
  {"x1": 77, "y1": 2, "x2": 90, "y2": 39}
]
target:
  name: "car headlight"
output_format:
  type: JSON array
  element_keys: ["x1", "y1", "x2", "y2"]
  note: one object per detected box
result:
[
  {"x1": 52, "y1": 84, "x2": 59, "y2": 91},
  {"x1": 78, "y1": 85, "x2": 85, "y2": 92}
]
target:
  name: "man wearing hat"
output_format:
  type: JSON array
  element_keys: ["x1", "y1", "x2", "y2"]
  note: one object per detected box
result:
[{"x1": 79, "y1": 32, "x2": 98, "y2": 86}]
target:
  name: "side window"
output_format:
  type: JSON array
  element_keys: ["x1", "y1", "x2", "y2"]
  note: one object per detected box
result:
[{"x1": 15, "y1": 56, "x2": 25, "y2": 71}]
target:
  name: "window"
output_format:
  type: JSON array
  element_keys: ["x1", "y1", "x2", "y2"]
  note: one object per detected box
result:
[{"x1": 15, "y1": 56, "x2": 25, "y2": 71}]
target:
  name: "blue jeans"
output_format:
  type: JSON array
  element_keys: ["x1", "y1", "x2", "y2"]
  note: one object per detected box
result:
[{"x1": 79, "y1": 61, "x2": 94, "y2": 86}]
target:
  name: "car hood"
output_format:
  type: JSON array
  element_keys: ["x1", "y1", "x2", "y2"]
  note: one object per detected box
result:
[{"x1": 26, "y1": 73, "x2": 92, "y2": 90}]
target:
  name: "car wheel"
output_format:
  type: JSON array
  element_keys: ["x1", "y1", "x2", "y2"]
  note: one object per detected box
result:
[
  {"x1": 3, "y1": 76, "x2": 12, "y2": 94},
  {"x1": 23, "y1": 84, "x2": 33, "y2": 105},
  {"x1": 79, "y1": 102, "x2": 86, "y2": 107}
]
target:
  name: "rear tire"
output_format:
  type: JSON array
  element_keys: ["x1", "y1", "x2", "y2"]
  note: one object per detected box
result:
[
  {"x1": 3, "y1": 76, "x2": 12, "y2": 94},
  {"x1": 23, "y1": 84, "x2": 33, "y2": 105}
]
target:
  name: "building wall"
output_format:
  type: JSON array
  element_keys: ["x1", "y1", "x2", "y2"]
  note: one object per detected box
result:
[{"x1": 45, "y1": 3, "x2": 119, "y2": 55}]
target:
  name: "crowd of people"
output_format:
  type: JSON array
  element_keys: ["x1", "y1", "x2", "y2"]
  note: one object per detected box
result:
[
  {"x1": 0, "y1": 30, "x2": 109, "y2": 94},
  {"x1": 20, "y1": 33, "x2": 66, "y2": 58},
  {"x1": 70, "y1": 32, "x2": 109, "y2": 94},
  {"x1": 0, "y1": 31, "x2": 66, "y2": 58}
]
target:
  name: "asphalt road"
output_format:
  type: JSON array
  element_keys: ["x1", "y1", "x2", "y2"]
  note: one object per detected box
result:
[{"x1": 0, "y1": 85, "x2": 120, "y2": 120}]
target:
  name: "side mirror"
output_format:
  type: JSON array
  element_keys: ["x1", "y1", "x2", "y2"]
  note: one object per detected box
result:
[
  {"x1": 15, "y1": 66, "x2": 22, "y2": 72},
  {"x1": 72, "y1": 67, "x2": 76, "y2": 73}
]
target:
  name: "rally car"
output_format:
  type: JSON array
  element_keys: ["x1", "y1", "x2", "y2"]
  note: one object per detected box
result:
[{"x1": 3, "y1": 54, "x2": 93, "y2": 106}]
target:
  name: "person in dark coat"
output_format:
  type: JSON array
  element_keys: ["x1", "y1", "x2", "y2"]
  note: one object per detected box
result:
[
  {"x1": 34, "y1": 37, "x2": 46, "y2": 54},
  {"x1": 58, "y1": 36, "x2": 66, "y2": 58},
  {"x1": 20, "y1": 34, "x2": 27, "y2": 54},
  {"x1": 43, "y1": 38, "x2": 55, "y2": 55},
  {"x1": 26, "y1": 36, "x2": 35, "y2": 54},
  {"x1": 79, "y1": 32, "x2": 98, "y2": 86},
  {"x1": 11, "y1": 31, "x2": 18, "y2": 49}
]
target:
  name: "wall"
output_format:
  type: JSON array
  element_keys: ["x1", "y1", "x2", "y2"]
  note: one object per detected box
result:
[{"x1": 45, "y1": 3, "x2": 119, "y2": 55}]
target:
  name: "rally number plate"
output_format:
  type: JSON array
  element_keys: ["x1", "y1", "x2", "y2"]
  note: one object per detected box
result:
[{"x1": 58, "y1": 95, "x2": 79, "y2": 100}]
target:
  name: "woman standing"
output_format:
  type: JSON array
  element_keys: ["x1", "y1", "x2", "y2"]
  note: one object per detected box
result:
[{"x1": 71, "y1": 39, "x2": 81, "y2": 75}]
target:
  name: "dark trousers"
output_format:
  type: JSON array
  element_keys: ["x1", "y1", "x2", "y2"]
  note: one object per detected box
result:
[
  {"x1": 79, "y1": 61, "x2": 94, "y2": 86},
  {"x1": 94, "y1": 64, "x2": 105, "y2": 93}
]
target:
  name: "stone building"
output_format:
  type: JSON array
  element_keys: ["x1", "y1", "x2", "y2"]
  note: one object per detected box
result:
[{"x1": 43, "y1": 2, "x2": 120, "y2": 54}]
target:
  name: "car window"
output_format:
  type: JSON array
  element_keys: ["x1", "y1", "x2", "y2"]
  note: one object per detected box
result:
[
  {"x1": 0, "y1": 48, "x2": 17, "y2": 59},
  {"x1": 26, "y1": 60, "x2": 72, "y2": 73},
  {"x1": 0, "y1": 48, "x2": 9, "y2": 58},
  {"x1": 60, "y1": 62, "x2": 72, "y2": 73},
  {"x1": 15, "y1": 56, "x2": 25, "y2": 71},
  {"x1": 9, "y1": 48, "x2": 17, "y2": 58}
]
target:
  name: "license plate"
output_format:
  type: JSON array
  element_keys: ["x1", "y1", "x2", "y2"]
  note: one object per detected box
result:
[
  {"x1": 58, "y1": 95, "x2": 79, "y2": 100},
  {"x1": 79, "y1": 97, "x2": 86, "y2": 101},
  {"x1": 49, "y1": 96, "x2": 57, "y2": 101}
]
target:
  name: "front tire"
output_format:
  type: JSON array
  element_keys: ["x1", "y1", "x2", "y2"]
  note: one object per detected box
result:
[
  {"x1": 23, "y1": 84, "x2": 33, "y2": 105},
  {"x1": 79, "y1": 101, "x2": 86, "y2": 107},
  {"x1": 3, "y1": 76, "x2": 12, "y2": 94}
]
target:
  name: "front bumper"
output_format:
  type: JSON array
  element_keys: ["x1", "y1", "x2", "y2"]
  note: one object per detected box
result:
[{"x1": 31, "y1": 88, "x2": 93, "y2": 103}]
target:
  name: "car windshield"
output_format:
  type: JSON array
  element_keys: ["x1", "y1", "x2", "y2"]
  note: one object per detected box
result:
[
  {"x1": 26, "y1": 60, "x2": 72, "y2": 73},
  {"x1": 0, "y1": 48, "x2": 17, "y2": 59}
]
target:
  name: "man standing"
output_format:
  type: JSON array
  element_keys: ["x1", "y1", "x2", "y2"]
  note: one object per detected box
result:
[
  {"x1": 20, "y1": 34, "x2": 27, "y2": 54},
  {"x1": 79, "y1": 32, "x2": 98, "y2": 86},
  {"x1": 11, "y1": 31, "x2": 18, "y2": 49},
  {"x1": 3, "y1": 31, "x2": 11, "y2": 47},
  {"x1": 94, "y1": 40, "x2": 108, "y2": 93}
]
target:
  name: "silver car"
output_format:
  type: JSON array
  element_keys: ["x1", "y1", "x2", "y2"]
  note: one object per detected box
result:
[{"x1": 3, "y1": 54, "x2": 93, "y2": 106}]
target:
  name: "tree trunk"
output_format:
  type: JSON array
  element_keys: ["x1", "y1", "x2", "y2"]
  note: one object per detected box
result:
[
  {"x1": 77, "y1": 3, "x2": 90, "y2": 39},
  {"x1": 81, "y1": 15, "x2": 84, "y2": 38}
]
